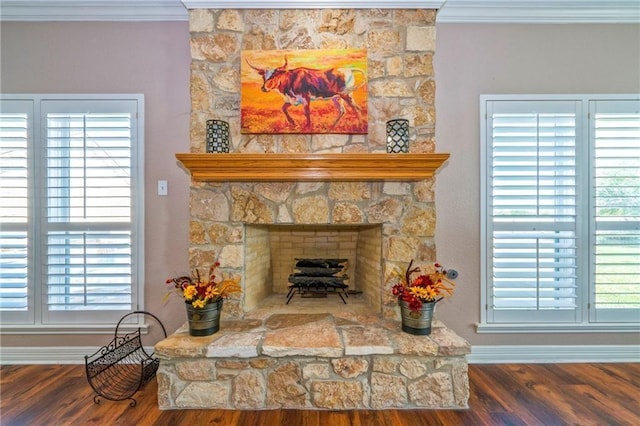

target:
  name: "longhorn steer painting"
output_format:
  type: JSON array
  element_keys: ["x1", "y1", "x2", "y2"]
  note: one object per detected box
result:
[{"x1": 241, "y1": 49, "x2": 368, "y2": 134}]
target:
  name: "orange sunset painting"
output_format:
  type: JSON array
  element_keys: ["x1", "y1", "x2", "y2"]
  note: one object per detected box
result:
[{"x1": 241, "y1": 48, "x2": 368, "y2": 134}]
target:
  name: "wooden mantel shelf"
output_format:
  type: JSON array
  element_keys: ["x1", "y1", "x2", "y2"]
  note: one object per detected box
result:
[{"x1": 175, "y1": 153, "x2": 450, "y2": 181}]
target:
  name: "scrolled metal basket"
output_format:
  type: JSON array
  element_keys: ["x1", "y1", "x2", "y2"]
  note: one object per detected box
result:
[{"x1": 84, "y1": 311, "x2": 167, "y2": 407}]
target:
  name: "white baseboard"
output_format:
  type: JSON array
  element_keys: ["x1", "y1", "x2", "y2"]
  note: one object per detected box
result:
[
  {"x1": 1, "y1": 345, "x2": 639, "y2": 365},
  {"x1": 468, "y1": 345, "x2": 640, "y2": 364},
  {"x1": 0, "y1": 346, "x2": 156, "y2": 365}
]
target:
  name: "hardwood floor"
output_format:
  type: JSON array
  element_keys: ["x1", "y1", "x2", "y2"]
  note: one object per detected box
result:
[{"x1": 1, "y1": 363, "x2": 639, "y2": 425}]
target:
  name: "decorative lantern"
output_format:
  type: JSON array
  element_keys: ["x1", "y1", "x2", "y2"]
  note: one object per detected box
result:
[
  {"x1": 206, "y1": 120, "x2": 230, "y2": 153},
  {"x1": 386, "y1": 119, "x2": 410, "y2": 153}
]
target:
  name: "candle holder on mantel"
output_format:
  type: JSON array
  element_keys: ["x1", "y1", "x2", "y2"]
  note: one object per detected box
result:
[
  {"x1": 206, "y1": 119, "x2": 230, "y2": 153},
  {"x1": 386, "y1": 119, "x2": 409, "y2": 153}
]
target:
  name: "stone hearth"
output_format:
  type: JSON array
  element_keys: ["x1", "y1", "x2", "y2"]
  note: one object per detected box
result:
[{"x1": 155, "y1": 312, "x2": 470, "y2": 410}]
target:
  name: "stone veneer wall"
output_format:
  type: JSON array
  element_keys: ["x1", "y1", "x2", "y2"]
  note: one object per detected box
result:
[{"x1": 187, "y1": 9, "x2": 438, "y2": 319}]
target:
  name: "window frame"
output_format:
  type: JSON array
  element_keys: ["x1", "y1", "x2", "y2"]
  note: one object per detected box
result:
[
  {"x1": 0, "y1": 94, "x2": 145, "y2": 334},
  {"x1": 479, "y1": 94, "x2": 640, "y2": 333}
]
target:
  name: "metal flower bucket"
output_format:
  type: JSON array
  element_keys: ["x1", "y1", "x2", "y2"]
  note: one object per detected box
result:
[
  {"x1": 399, "y1": 299, "x2": 435, "y2": 335},
  {"x1": 186, "y1": 298, "x2": 223, "y2": 336}
]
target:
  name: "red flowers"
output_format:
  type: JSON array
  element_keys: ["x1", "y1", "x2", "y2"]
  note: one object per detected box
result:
[{"x1": 391, "y1": 260, "x2": 455, "y2": 312}]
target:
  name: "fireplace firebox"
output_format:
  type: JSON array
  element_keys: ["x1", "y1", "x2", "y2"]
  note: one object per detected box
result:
[{"x1": 244, "y1": 224, "x2": 383, "y2": 314}]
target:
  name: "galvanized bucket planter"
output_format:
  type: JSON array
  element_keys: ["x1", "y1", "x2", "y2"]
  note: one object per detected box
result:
[
  {"x1": 186, "y1": 298, "x2": 223, "y2": 336},
  {"x1": 399, "y1": 300, "x2": 435, "y2": 335}
]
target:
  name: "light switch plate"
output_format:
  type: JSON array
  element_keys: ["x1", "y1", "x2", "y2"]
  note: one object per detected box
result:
[{"x1": 157, "y1": 180, "x2": 168, "y2": 196}]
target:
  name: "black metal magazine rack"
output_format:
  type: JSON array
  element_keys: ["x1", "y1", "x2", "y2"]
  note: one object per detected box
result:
[{"x1": 84, "y1": 311, "x2": 167, "y2": 407}]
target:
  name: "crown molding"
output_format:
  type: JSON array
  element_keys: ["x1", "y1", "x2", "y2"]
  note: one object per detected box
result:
[
  {"x1": 0, "y1": 0, "x2": 189, "y2": 21},
  {"x1": 0, "y1": 0, "x2": 638, "y2": 23},
  {"x1": 436, "y1": 0, "x2": 640, "y2": 23},
  {"x1": 181, "y1": 0, "x2": 445, "y2": 8}
]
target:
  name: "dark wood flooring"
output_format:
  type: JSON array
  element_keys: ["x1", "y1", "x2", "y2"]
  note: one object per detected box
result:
[{"x1": 1, "y1": 363, "x2": 639, "y2": 425}]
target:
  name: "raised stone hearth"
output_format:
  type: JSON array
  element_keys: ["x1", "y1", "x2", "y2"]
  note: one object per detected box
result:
[{"x1": 155, "y1": 313, "x2": 470, "y2": 410}]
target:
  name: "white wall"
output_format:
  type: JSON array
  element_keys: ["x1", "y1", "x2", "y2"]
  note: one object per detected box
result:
[
  {"x1": 1, "y1": 20, "x2": 638, "y2": 351},
  {"x1": 0, "y1": 21, "x2": 192, "y2": 346}
]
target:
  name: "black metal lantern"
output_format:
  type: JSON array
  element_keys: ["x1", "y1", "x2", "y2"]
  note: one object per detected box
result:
[
  {"x1": 206, "y1": 119, "x2": 230, "y2": 153},
  {"x1": 386, "y1": 119, "x2": 409, "y2": 153}
]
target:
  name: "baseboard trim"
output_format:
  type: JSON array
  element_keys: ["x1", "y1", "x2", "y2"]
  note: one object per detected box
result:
[
  {"x1": 1, "y1": 345, "x2": 639, "y2": 365},
  {"x1": 468, "y1": 345, "x2": 640, "y2": 364},
  {"x1": 0, "y1": 346, "x2": 156, "y2": 365}
]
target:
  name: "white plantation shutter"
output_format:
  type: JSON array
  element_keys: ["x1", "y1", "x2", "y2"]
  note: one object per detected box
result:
[
  {"x1": 0, "y1": 95, "x2": 143, "y2": 329},
  {"x1": 0, "y1": 101, "x2": 32, "y2": 323},
  {"x1": 485, "y1": 100, "x2": 580, "y2": 323},
  {"x1": 42, "y1": 101, "x2": 137, "y2": 323},
  {"x1": 591, "y1": 100, "x2": 640, "y2": 323},
  {"x1": 482, "y1": 95, "x2": 640, "y2": 329}
]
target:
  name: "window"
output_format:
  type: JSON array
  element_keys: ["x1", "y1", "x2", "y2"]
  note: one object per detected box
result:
[
  {"x1": 0, "y1": 95, "x2": 144, "y2": 331},
  {"x1": 480, "y1": 95, "x2": 639, "y2": 331}
]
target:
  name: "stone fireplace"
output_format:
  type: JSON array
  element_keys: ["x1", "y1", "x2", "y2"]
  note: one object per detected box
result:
[
  {"x1": 191, "y1": 175, "x2": 440, "y2": 320},
  {"x1": 182, "y1": 7, "x2": 442, "y2": 321},
  {"x1": 155, "y1": 6, "x2": 470, "y2": 411}
]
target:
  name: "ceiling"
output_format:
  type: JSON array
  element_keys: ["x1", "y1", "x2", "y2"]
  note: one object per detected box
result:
[{"x1": 0, "y1": 0, "x2": 638, "y2": 23}]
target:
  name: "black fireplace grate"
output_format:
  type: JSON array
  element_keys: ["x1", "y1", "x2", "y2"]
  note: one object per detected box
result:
[{"x1": 286, "y1": 258, "x2": 349, "y2": 304}]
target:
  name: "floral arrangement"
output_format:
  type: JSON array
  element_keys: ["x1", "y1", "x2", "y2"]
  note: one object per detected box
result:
[
  {"x1": 391, "y1": 260, "x2": 455, "y2": 312},
  {"x1": 165, "y1": 262, "x2": 241, "y2": 308}
]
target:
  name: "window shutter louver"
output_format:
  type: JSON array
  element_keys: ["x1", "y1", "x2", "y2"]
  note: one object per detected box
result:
[
  {"x1": 0, "y1": 106, "x2": 31, "y2": 318},
  {"x1": 43, "y1": 106, "x2": 134, "y2": 318},
  {"x1": 591, "y1": 101, "x2": 640, "y2": 322},
  {"x1": 1, "y1": 95, "x2": 142, "y2": 329},
  {"x1": 483, "y1": 96, "x2": 640, "y2": 328},
  {"x1": 486, "y1": 101, "x2": 579, "y2": 323},
  {"x1": 46, "y1": 114, "x2": 132, "y2": 222},
  {"x1": 46, "y1": 231, "x2": 132, "y2": 311}
]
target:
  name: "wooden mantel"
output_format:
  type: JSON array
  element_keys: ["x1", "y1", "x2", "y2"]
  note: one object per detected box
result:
[{"x1": 175, "y1": 153, "x2": 450, "y2": 181}]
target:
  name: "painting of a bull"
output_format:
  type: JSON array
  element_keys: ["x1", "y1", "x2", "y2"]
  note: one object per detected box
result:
[{"x1": 241, "y1": 49, "x2": 368, "y2": 134}]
